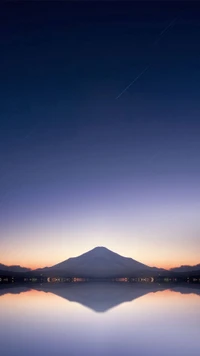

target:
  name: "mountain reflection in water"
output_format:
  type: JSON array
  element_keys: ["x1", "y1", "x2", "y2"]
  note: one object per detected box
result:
[
  {"x1": 0, "y1": 282, "x2": 200, "y2": 312},
  {"x1": 1, "y1": 283, "x2": 200, "y2": 356}
]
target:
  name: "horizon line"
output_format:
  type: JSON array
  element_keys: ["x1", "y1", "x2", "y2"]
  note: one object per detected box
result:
[{"x1": 1, "y1": 246, "x2": 199, "y2": 271}]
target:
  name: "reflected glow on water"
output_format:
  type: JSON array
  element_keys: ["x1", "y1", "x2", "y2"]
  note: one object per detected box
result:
[{"x1": 0, "y1": 284, "x2": 200, "y2": 356}]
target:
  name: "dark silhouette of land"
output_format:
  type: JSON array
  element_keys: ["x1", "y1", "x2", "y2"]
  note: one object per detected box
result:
[
  {"x1": 35, "y1": 246, "x2": 164, "y2": 278},
  {"x1": 0, "y1": 247, "x2": 200, "y2": 282}
]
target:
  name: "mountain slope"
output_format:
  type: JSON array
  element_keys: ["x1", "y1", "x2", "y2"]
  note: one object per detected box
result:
[{"x1": 38, "y1": 246, "x2": 161, "y2": 277}]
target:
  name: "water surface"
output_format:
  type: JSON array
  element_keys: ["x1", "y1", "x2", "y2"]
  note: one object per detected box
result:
[{"x1": 0, "y1": 283, "x2": 200, "y2": 356}]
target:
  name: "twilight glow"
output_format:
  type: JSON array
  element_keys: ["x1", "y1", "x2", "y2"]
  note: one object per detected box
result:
[{"x1": 0, "y1": 2, "x2": 200, "y2": 270}]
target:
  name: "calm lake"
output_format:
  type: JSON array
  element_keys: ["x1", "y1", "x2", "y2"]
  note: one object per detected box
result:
[{"x1": 0, "y1": 283, "x2": 200, "y2": 356}]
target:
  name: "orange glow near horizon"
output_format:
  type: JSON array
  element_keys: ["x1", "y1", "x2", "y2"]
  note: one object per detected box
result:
[
  {"x1": 1, "y1": 200, "x2": 199, "y2": 271},
  {"x1": 0, "y1": 246, "x2": 199, "y2": 271},
  {"x1": 1, "y1": 288, "x2": 199, "y2": 303}
]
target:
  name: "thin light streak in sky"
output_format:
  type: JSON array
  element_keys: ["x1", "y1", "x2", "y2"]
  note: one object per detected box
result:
[
  {"x1": 154, "y1": 17, "x2": 178, "y2": 45},
  {"x1": 116, "y1": 17, "x2": 178, "y2": 99},
  {"x1": 115, "y1": 65, "x2": 150, "y2": 100}
]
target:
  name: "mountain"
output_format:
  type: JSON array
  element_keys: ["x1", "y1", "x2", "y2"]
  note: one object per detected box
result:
[
  {"x1": 0, "y1": 263, "x2": 31, "y2": 273},
  {"x1": 170, "y1": 264, "x2": 200, "y2": 273},
  {"x1": 1, "y1": 247, "x2": 198, "y2": 278},
  {"x1": 37, "y1": 246, "x2": 163, "y2": 278}
]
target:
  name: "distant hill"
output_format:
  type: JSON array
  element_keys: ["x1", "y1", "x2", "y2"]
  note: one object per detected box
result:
[
  {"x1": 170, "y1": 264, "x2": 200, "y2": 273},
  {"x1": 36, "y1": 246, "x2": 163, "y2": 278},
  {"x1": 0, "y1": 264, "x2": 31, "y2": 273}
]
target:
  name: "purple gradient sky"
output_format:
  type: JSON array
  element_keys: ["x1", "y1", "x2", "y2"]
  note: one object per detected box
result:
[{"x1": 0, "y1": 2, "x2": 200, "y2": 269}]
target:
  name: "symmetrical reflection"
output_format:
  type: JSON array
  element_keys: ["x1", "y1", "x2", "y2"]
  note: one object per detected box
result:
[
  {"x1": 0, "y1": 282, "x2": 200, "y2": 312},
  {"x1": 0, "y1": 283, "x2": 200, "y2": 356}
]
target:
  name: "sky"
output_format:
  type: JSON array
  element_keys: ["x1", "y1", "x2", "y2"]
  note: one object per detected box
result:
[{"x1": 0, "y1": 1, "x2": 200, "y2": 269}]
